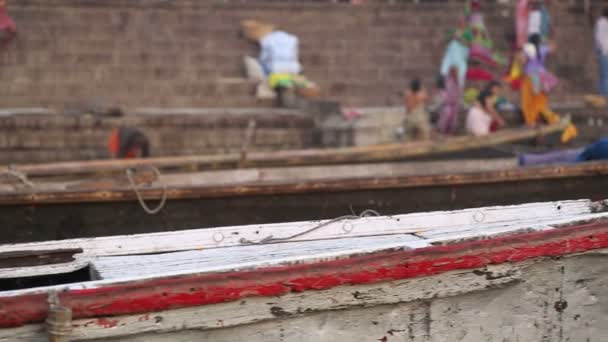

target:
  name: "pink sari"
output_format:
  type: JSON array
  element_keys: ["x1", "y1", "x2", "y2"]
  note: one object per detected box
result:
[{"x1": 516, "y1": 0, "x2": 529, "y2": 48}]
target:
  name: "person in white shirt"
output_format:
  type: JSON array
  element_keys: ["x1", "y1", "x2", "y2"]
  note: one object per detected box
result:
[
  {"x1": 466, "y1": 81, "x2": 505, "y2": 136},
  {"x1": 528, "y1": 4, "x2": 542, "y2": 37},
  {"x1": 595, "y1": 8, "x2": 608, "y2": 96},
  {"x1": 259, "y1": 31, "x2": 301, "y2": 76}
]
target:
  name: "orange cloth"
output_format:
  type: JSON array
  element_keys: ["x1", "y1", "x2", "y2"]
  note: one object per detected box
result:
[
  {"x1": 521, "y1": 76, "x2": 559, "y2": 126},
  {"x1": 520, "y1": 76, "x2": 577, "y2": 143},
  {"x1": 107, "y1": 128, "x2": 120, "y2": 157},
  {"x1": 107, "y1": 128, "x2": 138, "y2": 158}
]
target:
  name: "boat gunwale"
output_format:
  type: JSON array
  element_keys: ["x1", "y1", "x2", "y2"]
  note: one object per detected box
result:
[{"x1": 0, "y1": 160, "x2": 606, "y2": 206}]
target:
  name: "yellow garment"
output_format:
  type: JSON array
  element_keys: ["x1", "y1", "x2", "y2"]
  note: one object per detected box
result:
[
  {"x1": 521, "y1": 76, "x2": 559, "y2": 126},
  {"x1": 508, "y1": 59, "x2": 522, "y2": 81},
  {"x1": 268, "y1": 73, "x2": 294, "y2": 89},
  {"x1": 463, "y1": 88, "x2": 479, "y2": 107},
  {"x1": 561, "y1": 123, "x2": 578, "y2": 143},
  {"x1": 521, "y1": 76, "x2": 577, "y2": 143}
]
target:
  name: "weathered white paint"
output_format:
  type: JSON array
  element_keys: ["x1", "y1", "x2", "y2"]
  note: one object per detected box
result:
[
  {"x1": 92, "y1": 234, "x2": 424, "y2": 280},
  {"x1": 92, "y1": 212, "x2": 608, "y2": 280},
  {"x1": 0, "y1": 200, "x2": 594, "y2": 260}
]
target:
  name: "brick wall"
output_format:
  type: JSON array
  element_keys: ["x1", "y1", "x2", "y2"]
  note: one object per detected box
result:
[
  {"x1": 0, "y1": 109, "x2": 314, "y2": 163},
  {"x1": 0, "y1": 0, "x2": 600, "y2": 108}
]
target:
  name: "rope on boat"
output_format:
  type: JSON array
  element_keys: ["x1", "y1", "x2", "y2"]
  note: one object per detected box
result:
[
  {"x1": 126, "y1": 165, "x2": 168, "y2": 215},
  {"x1": 46, "y1": 291, "x2": 73, "y2": 341},
  {"x1": 239, "y1": 209, "x2": 381, "y2": 245},
  {"x1": 1, "y1": 168, "x2": 34, "y2": 187}
]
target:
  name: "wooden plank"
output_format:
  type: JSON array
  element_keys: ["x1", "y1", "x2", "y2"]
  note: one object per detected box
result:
[
  {"x1": 1, "y1": 159, "x2": 606, "y2": 206},
  {"x1": 0, "y1": 249, "x2": 82, "y2": 269},
  {"x1": 4, "y1": 158, "x2": 518, "y2": 193},
  {"x1": 91, "y1": 212, "x2": 608, "y2": 280},
  {"x1": 0, "y1": 200, "x2": 593, "y2": 257},
  {"x1": 91, "y1": 234, "x2": 424, "y2": 280},
  {"x1": 2, "y1": 123, "x2": 566, "y2": 178}
]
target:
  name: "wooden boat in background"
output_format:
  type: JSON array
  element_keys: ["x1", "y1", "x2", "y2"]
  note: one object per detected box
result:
[
  {"x1": 0, "y1": 156, "x2": 606, "y2": 244},
  {"x1": 1, "y1": 122, "x2": 567, "y2": 178},
  {"x1": 0, "y1": 199, "x2": 607, "y2": 341}
]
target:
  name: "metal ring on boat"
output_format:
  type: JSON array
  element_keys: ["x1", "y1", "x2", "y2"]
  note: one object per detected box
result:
[
  {"x1": 342, "y1": 221, "x2": 354, "y2": 233},
  {"x1": 213, "y1": 232, "x2": 225, "y2": 243},
  {"x1": 473, "y1": 211, "x2": 485, "y2": 223}
]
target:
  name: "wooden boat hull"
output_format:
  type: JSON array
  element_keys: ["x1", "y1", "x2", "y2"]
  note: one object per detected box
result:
[
  {"x1": 1, "y1": 161, "x2": 607, "y2": 244},
  {"x1": 1, "y1": 123, "x2": 567, "y2": 178},
  {"x1": 0, "y1": 200, "x2": 607, "y2": 341}
]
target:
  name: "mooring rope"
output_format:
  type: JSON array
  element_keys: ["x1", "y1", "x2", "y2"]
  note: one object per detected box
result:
[
  {"x1": 239, "y1": 209, "x2": 381, "y2": 245},
  {"x1": 126, "y1": 166, "x2": 168, "y2": 215},
  {"x1": 1, "y1": 168, "x2": 34, "y2": 187}
]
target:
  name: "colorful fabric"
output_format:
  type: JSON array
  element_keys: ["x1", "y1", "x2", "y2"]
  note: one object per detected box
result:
[
  {"x1": 540, "y1": 5, "x2": 551, "y2": 40},
  {"x1": 437, "y1": 76, "x2": 461, "y2": 134},
  {"x1": 505, "y1": 59, "x2": 524, "y2": 90},
  {"x1": 520, "y1": 75, "x2": 558, "y2": 126},
  {"x1": 521, "y1": 77, "x2": 577, "y2": 143},
  {"x1": 0, "y1": 7, "x2": 15, "y2": 32},
  {"x1": 463, "y1": 88, "x2": 479, "y2": 107},
  {"x1": 466, "y1": 67, "x2": 494, "y2": 81},
  {"x1": 518, "y1": 148, "x2": 583, "y2": 166},
  {"x1": 268, "y1": 73, "x2": 295, "y2": 89},
  {"x1": 440, "y1": 40, "x2": 470, "y2": 87},
  {"x1": 516, "y1": 0, "x2": 529, "y2": 48},
  {"x1": 469, "y1": 43, "x2": 498, "y2": 67},
  {"x1": 523, "y1": 44, "x2": 558, "y2": 93},
  {"x1": 598, "y1": 51, "x2": 608, "y2": 96},
  {"x1": 577, "y1": 138, "x2": 608, "y2": 162}
]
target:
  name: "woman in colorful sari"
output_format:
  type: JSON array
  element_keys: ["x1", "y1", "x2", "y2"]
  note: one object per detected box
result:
[
  {"x1": 519, "y1": 34, "x2": 558, "y2": 126},
  {"x1": 520, "y1": 34, "x2": 577, "y2": 142},
  {"x1": 440, "y1": 21, "x2": 473, "y2": 88},
  {"x1": 437, "y1": 67, "x2": 461, "y2": 134}
]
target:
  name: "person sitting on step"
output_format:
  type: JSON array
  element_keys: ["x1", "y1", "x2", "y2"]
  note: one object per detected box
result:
[{"x1": 107, "y1": 127, "x2": 150, "y2": 159}]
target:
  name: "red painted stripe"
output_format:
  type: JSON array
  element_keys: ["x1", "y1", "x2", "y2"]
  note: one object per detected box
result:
[{"x1": 1, "y1": 221, "x2": 608, "y2": 328}]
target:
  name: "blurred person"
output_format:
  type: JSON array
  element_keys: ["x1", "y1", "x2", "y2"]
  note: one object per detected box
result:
[
  {"x1": 596, "y1": 7, "x2": 608, "y2": 96},
  {"x1": 437, "y1": 67, "x2": 462, "y2": 135},
  {"x1": 0, "y1": 0, "x2": 16, "y2": 51},
  {"x1": 107, "y1": 127, "x2": 150, "y2": 159},
  {"x1": 403, "y1": 78, "x2": 431, "y2": 140},
  {"x1": 520, "y1": 34, "x2": 558, "y2": 126},
  {"x1": 466, "y1": 81, "x2": 506, "y2": 136}
]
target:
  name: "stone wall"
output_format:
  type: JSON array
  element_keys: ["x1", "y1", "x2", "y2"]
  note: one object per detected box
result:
[
  {"x1": 0, "y1": 109, "x2": 313, "y2": 163},
  {"x1": 0, "y1": 0, "x2": 599, "y2": 108}
]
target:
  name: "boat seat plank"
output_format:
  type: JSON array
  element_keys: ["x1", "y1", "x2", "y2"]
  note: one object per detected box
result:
[
  {"x1": 91, "y1": 212, "x2": 608, "y2": 281},
  {"x1": 92, "y1": 234, "x2": 424, "y2": 280}
]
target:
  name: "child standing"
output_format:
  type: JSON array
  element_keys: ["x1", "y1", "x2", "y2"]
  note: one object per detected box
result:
[{"x1": 404, "y1": 78, "x2": 431, "y2": 140}]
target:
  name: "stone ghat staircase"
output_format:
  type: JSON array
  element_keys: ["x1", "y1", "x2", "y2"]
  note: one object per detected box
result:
[
  {"x1": 0, "y1": 108, "x2": 313, "y2": 163},
  {"x1": 0, "y1": 0, "x2": 598, "y2": 109}
]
